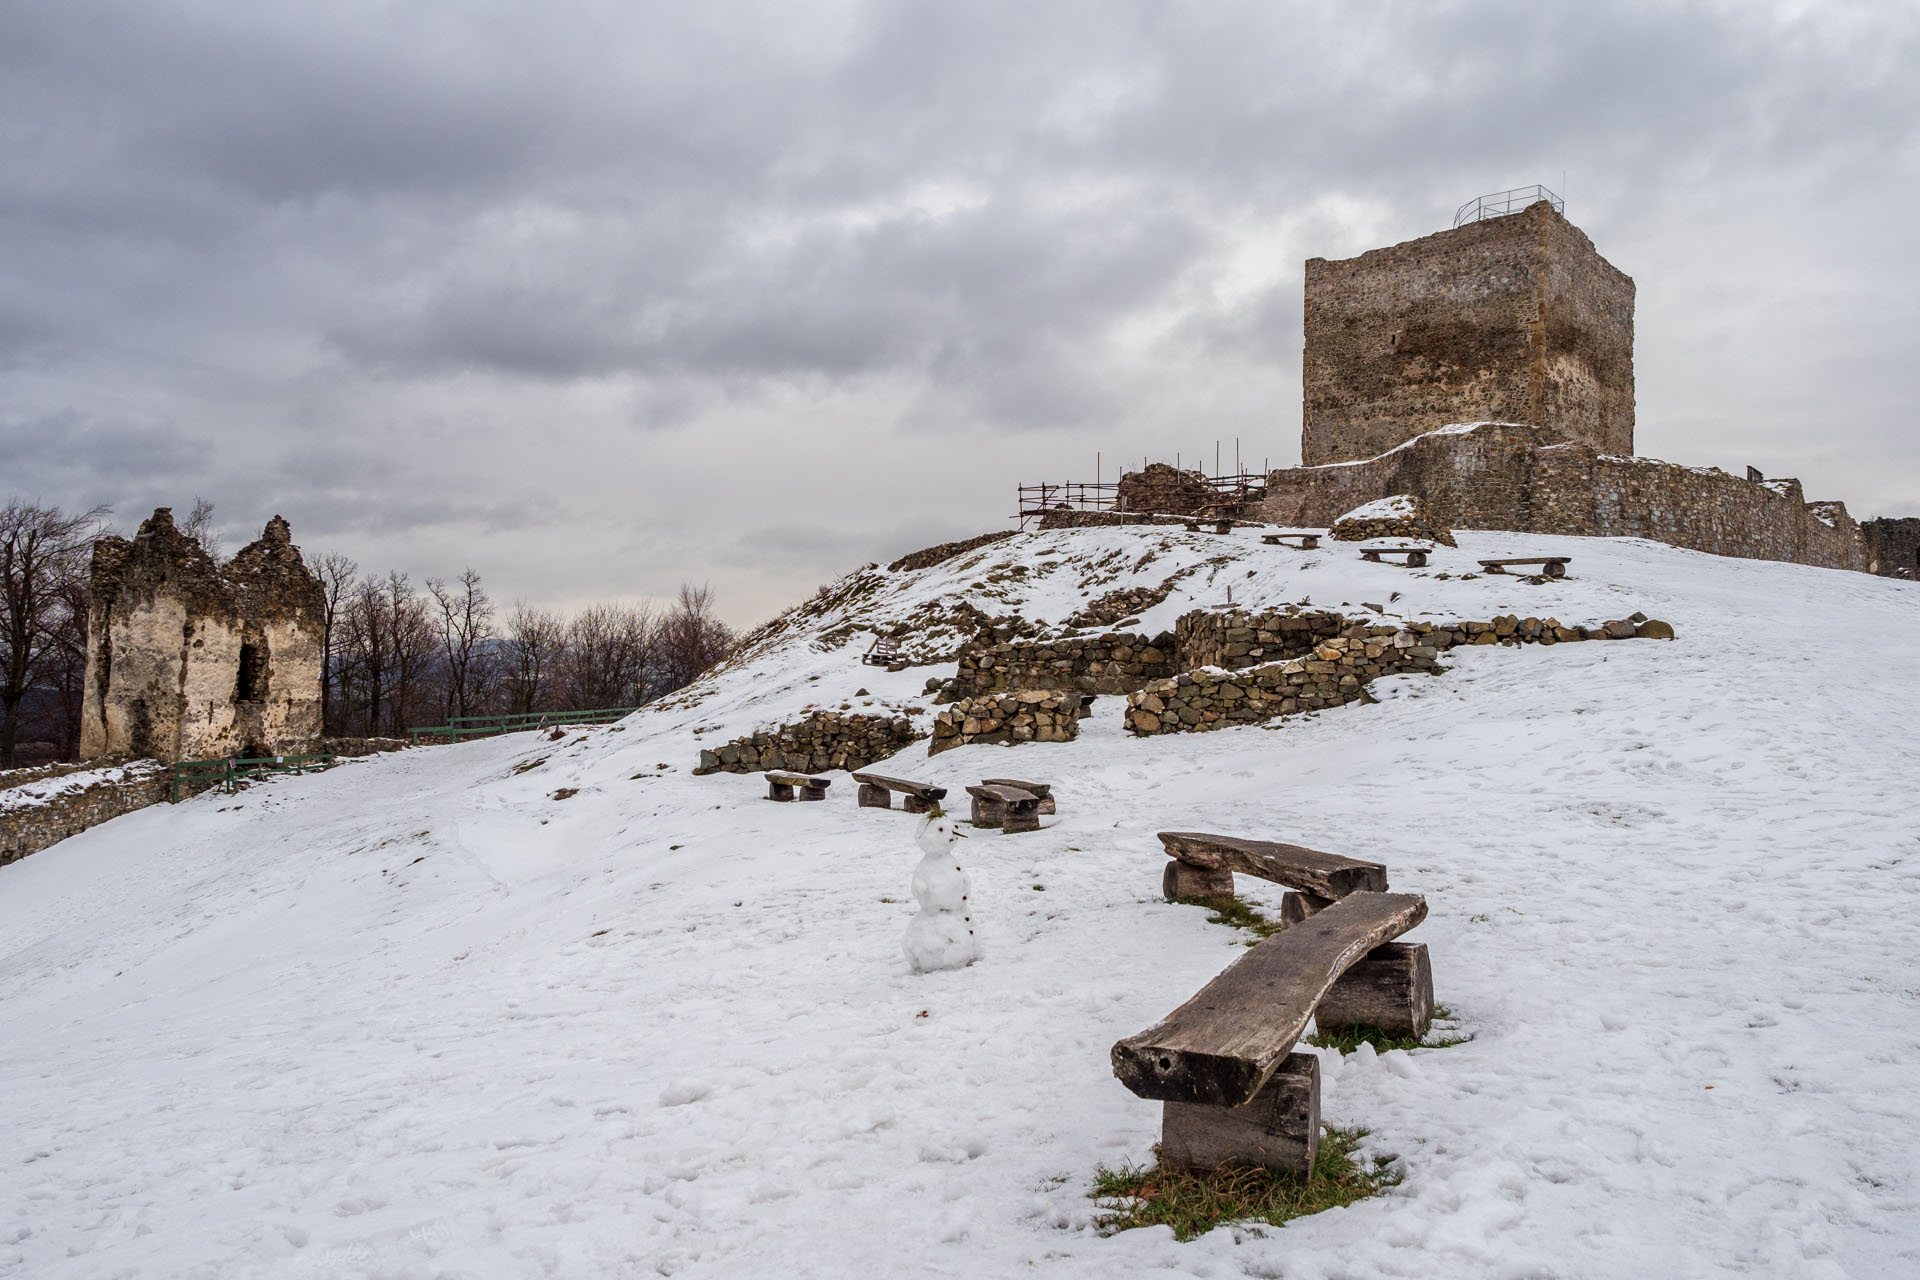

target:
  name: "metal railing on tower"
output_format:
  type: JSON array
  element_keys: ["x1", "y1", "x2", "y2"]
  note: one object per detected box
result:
[{"x1": 1453, "y1": 184, "x2": 1564, "y2": 227}]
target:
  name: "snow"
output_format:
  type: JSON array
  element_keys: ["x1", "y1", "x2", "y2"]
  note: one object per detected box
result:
[
  {"x1": 1336, "y1": 494, "x2": 1419, "y2": 521},
  {"x1": 4, "y1": 529, "x2": 1920, "y2": 1278}
]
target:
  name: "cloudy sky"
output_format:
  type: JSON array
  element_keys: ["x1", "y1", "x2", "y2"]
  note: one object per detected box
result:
[{"x1": 4, "y1": 0, "x2": 1916, "y2": 626}]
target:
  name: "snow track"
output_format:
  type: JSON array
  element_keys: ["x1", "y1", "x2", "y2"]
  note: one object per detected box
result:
[{"x1": 3, "y1": 529, "x2": 1919, "y2": 1278}]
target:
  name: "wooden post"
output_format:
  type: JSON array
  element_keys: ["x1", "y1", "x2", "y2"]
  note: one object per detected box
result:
[
  {"x1": 1280, "y1": 891, "x2": 1335, "y2": 925},
  {"x1": 1316, "y1": 942, "x2": 1434, "y2": 1039},
  {"x1": 901, "y1": 793, "x2": 933, "y2": 814},
  {"x1": 1002, "y1": 803, "x2": 1041, "y2": 834},
  {"x1": 1160, "y1": 1052, "x2": 1319, "y2": 1174},
  {"x1": 1163, "y1": 860, "x2": 1234, "y2": 900},
  {"x1": 858, "y1": 783, "x2": 892, "y2": 809},
  {"x1": 768, "y1": 780, "x2": 795, "y2": 802},
  {"x1": 798, "y1": 782, "x2": 828, "y2": 802},
  {"x1": 970, "y1": 793, "x2": 1005, "y2": 826}
]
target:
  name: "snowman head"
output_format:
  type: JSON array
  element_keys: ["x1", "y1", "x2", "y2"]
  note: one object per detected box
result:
[{"x1": 915, "y1": 811, "x2": 965, "y2": 856}]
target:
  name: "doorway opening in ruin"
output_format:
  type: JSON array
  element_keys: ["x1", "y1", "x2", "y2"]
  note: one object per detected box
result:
[
  {"x1": 127, "y1": 699, "x2": 152, "y2": 759},
  {"x1": 236, "y1": 640, "x2": 270, "y2": 703}
]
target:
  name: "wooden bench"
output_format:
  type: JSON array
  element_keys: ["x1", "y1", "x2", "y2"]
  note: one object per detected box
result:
[
  {"x1": 1477, "y1": 556, "x2": 1570, "y2": 578},
  {"x1": 850, "y1": 771, "x2": 947, "y2": 813},
  {"x1": 862, "y1": 636, "x2": 902, "y2": 666},
  {"x1": 1183, "y1": 519, "x2": 1234, "y2": 535},
  {"x1": 982, "y1": 777, "x2": 1055, "y2": 816},
  {"x1": 1112, "y1": 890, "x2": 1433, "y2": 1172},
  {"x1": 965, "y1": 783, "x2": 1042, "y2": 833},
  {"x1": 1157, "y1": 831, "x2": 1386, "y2": 918},
  {"x1": 765, "y1": 770, "x2": 831, "y2": 802},
  {"x1": 1260, "y1": 532, "x2": 1321, "y2": 550},
  {"x1": 1359, "y1": 545, "x2": 1429, "y2": 567}
]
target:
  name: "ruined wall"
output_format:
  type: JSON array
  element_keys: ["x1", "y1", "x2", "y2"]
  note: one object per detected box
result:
[
  {"x1": 1128, "y1": 610, "x2": 1673, "y2": 735},
  {"x1": 1863, "y1": 518, "x2": 1920, "y2": 579},
  {"x1": 1, "y1": 760, "x2": 169, "y2": 867},
  {"x1": 79, "y1": 510, "x2": 326, "y2": 764},
  {"x1": 935, "y1": 631, "x2": 1176, "y2": 701},
  {"x1": 1262, "y1": 423, "x2": 1871, "y2": 573},
  {"x1": 1302, "y1": 201, "x2": 1634, "y2": 465},
  {"x1": 929, "y1": 690, "x2": 1080, "y2": 755},
  {"x1": 694, "y1": 712, "x2": 922, "y2": 775},
  {"x1": 1116, "y1": 463, "x2": 1218, "y2": 515}
]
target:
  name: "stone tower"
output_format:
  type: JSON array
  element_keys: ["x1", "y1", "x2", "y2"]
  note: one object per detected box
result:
[
  {"x1": 1301, "y1": 199, "x2": 1635, "y2": 466},
  {"x1": 79, "y1": 509, "x2": 325, "y2": 763}
]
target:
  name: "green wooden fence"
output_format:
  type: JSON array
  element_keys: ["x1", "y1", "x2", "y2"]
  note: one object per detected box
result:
[
  {"x1": 407, "y1": 706, "x2": 639, "y2": 745},
  {"x1": 169, "y1": 753, "x2": 339, "y2": 803}
]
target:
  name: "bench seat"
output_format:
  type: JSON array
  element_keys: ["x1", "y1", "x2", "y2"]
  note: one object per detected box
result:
[
  {"x1": 765, "y1": 771, "x2": 831, "y2": 802},
  {"x1": 965, "y1": 783, "x2": 1042, "y2": 832},
  {"x1": 850, "y1": 771, "x2": 947, "y2": 812}
]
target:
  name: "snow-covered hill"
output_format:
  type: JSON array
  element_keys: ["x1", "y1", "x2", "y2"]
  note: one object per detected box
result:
[{"x1": 4, "y1": 526, "x2": 1919, "y2": 1279}]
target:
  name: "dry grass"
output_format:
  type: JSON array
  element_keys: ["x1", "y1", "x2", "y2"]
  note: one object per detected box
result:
[{"x1": 1091, "y1": 1127, "x2": 1397, "y2": 1241}]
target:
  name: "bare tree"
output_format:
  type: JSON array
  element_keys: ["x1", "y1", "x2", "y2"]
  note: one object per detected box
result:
[
  {"x1": 342, "y1": 573, "x2": 393, "y2": 739},
  {"x1": 313, "y1": 551, "x2": 358, "y2": 735},
  {"x1": 180, "y1": 497, "x2": 223, "y2": 562},
  {"x1": 655, "y1": 581, "x2": 734, "y2": 693},
  {"x1": 0, "y1": 500, "x2": 108, "y2": 767},
  {"x1": 428, "y1": 568, "x2": 496, "y2": 719},
  {"x1": 502, "y1": 601, "x2": 562, "y2": 715},
  {"x1": 385, "y1": 571, "x2": 436, "y2": 734},
  {"x1": 558, "y1": 602, "x2": 657, "y2": 710}
]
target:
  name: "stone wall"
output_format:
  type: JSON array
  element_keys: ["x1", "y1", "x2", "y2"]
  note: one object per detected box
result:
[
  {"x1": 936, "y1": 631, "x2": 1175, "y2": 701},
  {"x1": 929, "y1": 690, "x2": 1080, "y2": 755},
  {"x1": 1116, "y1": 463, "x2": 1218, "y2": 515},
  {"x1": 80, "y1": 509, "x2": 326, "y2": 764},
  {"x1": 1, "y1": 759, "x2": 169, "y2": 867},
  {"x1": 1302, "y1": 200, "x2": 1634, "y2": 466},
  {"x1": 1127, "y1": 611, "x2": 1673, "y2": 735},
  {"x1": 694, "y1": 712, "x2": 921, "y2": 775},
  {"x1": 1262, "y1": 422, "x2": 1872, "y2": 573},
  {"x1": 1863, "y1": 518, "x2": 1920, "y2": 579},
  {"x1": 1171, "y1": 608, "x2": 1348, "y2": 672}
]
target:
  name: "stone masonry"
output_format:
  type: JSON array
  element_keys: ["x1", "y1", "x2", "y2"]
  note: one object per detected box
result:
[
  {"x1": 694, "y1": 711, "x2": 922, "y2": 775},
  {"x1": 1263, "y1": 422, "x2": 1871, "y2": 572},
  {"x1": 1127, "y1": 610, "x2": 1674, "y2": 735},
  {"x1": 1303, "y1": 200, "x2": 1634, "y2": 465},
  {"x1": 1, "y1": 760, "x2": 170, "y2": 866},
  {"x1": 1863, "y1": 518, "x2": 1920, "y2": 579},
  {"x1": 929, "y1": 690, "x2": 1080, "y2": 755},
  {"x1": 79, "y1": 509, "x2": 326, "y2": 764}
]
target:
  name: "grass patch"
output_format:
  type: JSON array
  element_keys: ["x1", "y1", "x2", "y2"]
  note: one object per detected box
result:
[
  {"x1": 1172, "y1": 893, "x2": 1284, "y2": 941},
  {"x1": 1307, "y1": 1006, "x2": 1471, "y2": 1055},
  {"x1": 1091, "y1": 1127, "x2": 1397, "y2": 1240}
]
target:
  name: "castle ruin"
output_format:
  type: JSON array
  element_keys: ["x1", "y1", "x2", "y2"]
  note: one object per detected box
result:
[{"x1": 79, "y1": 509, "x2": 326, "y2": 764}]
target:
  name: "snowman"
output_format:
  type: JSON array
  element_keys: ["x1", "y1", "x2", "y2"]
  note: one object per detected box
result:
[{"x1": 903, "y1": 810, "x2": 980, "y2": 973}]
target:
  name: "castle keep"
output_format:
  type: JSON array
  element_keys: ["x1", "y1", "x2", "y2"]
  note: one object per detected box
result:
[
  {"x1": 79, "y1": 509, "x2": 325, "y2": 764},
  {"x1": 1303, "y1": 200, "x2": 1636, "y2": 466}
]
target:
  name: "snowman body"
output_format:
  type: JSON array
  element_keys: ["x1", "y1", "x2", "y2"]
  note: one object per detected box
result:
[{"x1": 903, "y1": 813, "x2": 980, "y2": 972}]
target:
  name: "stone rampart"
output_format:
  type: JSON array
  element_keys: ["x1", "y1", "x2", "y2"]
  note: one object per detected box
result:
[
  {"x1": 929, "y1": 691, "x2": 1080, "y2": 755},
  {"x1": 1262, "y1": 422, "x2": 1871, "y2": 572},
  {"x1": 1127, "y1": 611, "x2": 1673, "y2": 735},
  {"x1": 1, "y1": 759, "x2": 170, "y2": 867},
  {"x1": 1171, "y1": 609, "x2": 1347, "y2": 672},
  {"x1": 937, "y1": 631, "x2": 1175, "y2": 701},
  {"x1": 694, "y1": 712, "x2": 921, "y2": 775},
  {"x1": 1863, "y1": 517, "x2": 1920, "y2": 579}
]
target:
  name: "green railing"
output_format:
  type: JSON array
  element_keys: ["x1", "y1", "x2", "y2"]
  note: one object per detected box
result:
[
  {"x1": 407, "y1": 706, "x2": 639, "y2": 745},
  {"x1": 169, "y1": 753, "x2": 338, "y2": 803}
]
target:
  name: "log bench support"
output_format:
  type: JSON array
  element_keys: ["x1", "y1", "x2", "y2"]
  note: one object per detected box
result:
[
  {"x1": 857, "y1": 782, "x2": 892, "y2": 809},
  {"x1": 1163, "y1": 860, "x2": 1235, "y2": 900},
  {"x1": 766, "y1": 771, "x2": 831, "y2": 802},
  {"x1": 1360, "y1": 547, "x2": 1429, "y2": 568},
  {"x1": 1317, "y1": 942, "x2": 1434, "y2": 1040},
  {"x1": 1161, "y1": 1053, "x2": 1319, "y2": 1174}
]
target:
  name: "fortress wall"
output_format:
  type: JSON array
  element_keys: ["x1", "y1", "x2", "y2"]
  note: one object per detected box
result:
[{"x1": 1261, "y1": 423, "x2": 1870, "y2": 572}]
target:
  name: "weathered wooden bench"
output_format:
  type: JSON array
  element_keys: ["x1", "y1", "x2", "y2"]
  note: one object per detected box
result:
[
  {"x1": 1260, "y1": 532, "x2": 1321, "y2": 550},
  {"x1": 1184, "y1": 519, "x2": 1234, "y2": 535},
  {"x1": 765, "y1": 770, "x2": 831, "y2": 802},
  {"x1": 1477, "y1": 556, "x2": 1570, "y2": 578},
  {"x1": 1359, "y1": 545, "x2": 1429, "y2": 567},
  {"x1": 982, "y1": 777, "x2": 1055, "y2": 816},
  {"x1": 1158, "y1": 831, "x2": 1386, "y2": 919},
  {"x1": 1112, "y1": 890, "x2": 1434, "y2": 1172},
  {"x1": 850, "y1": 771, "x2": 947, "y2": 813},
  {"x1": 965, "y1": 783, "x2": 1042, "y2": 833}
]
